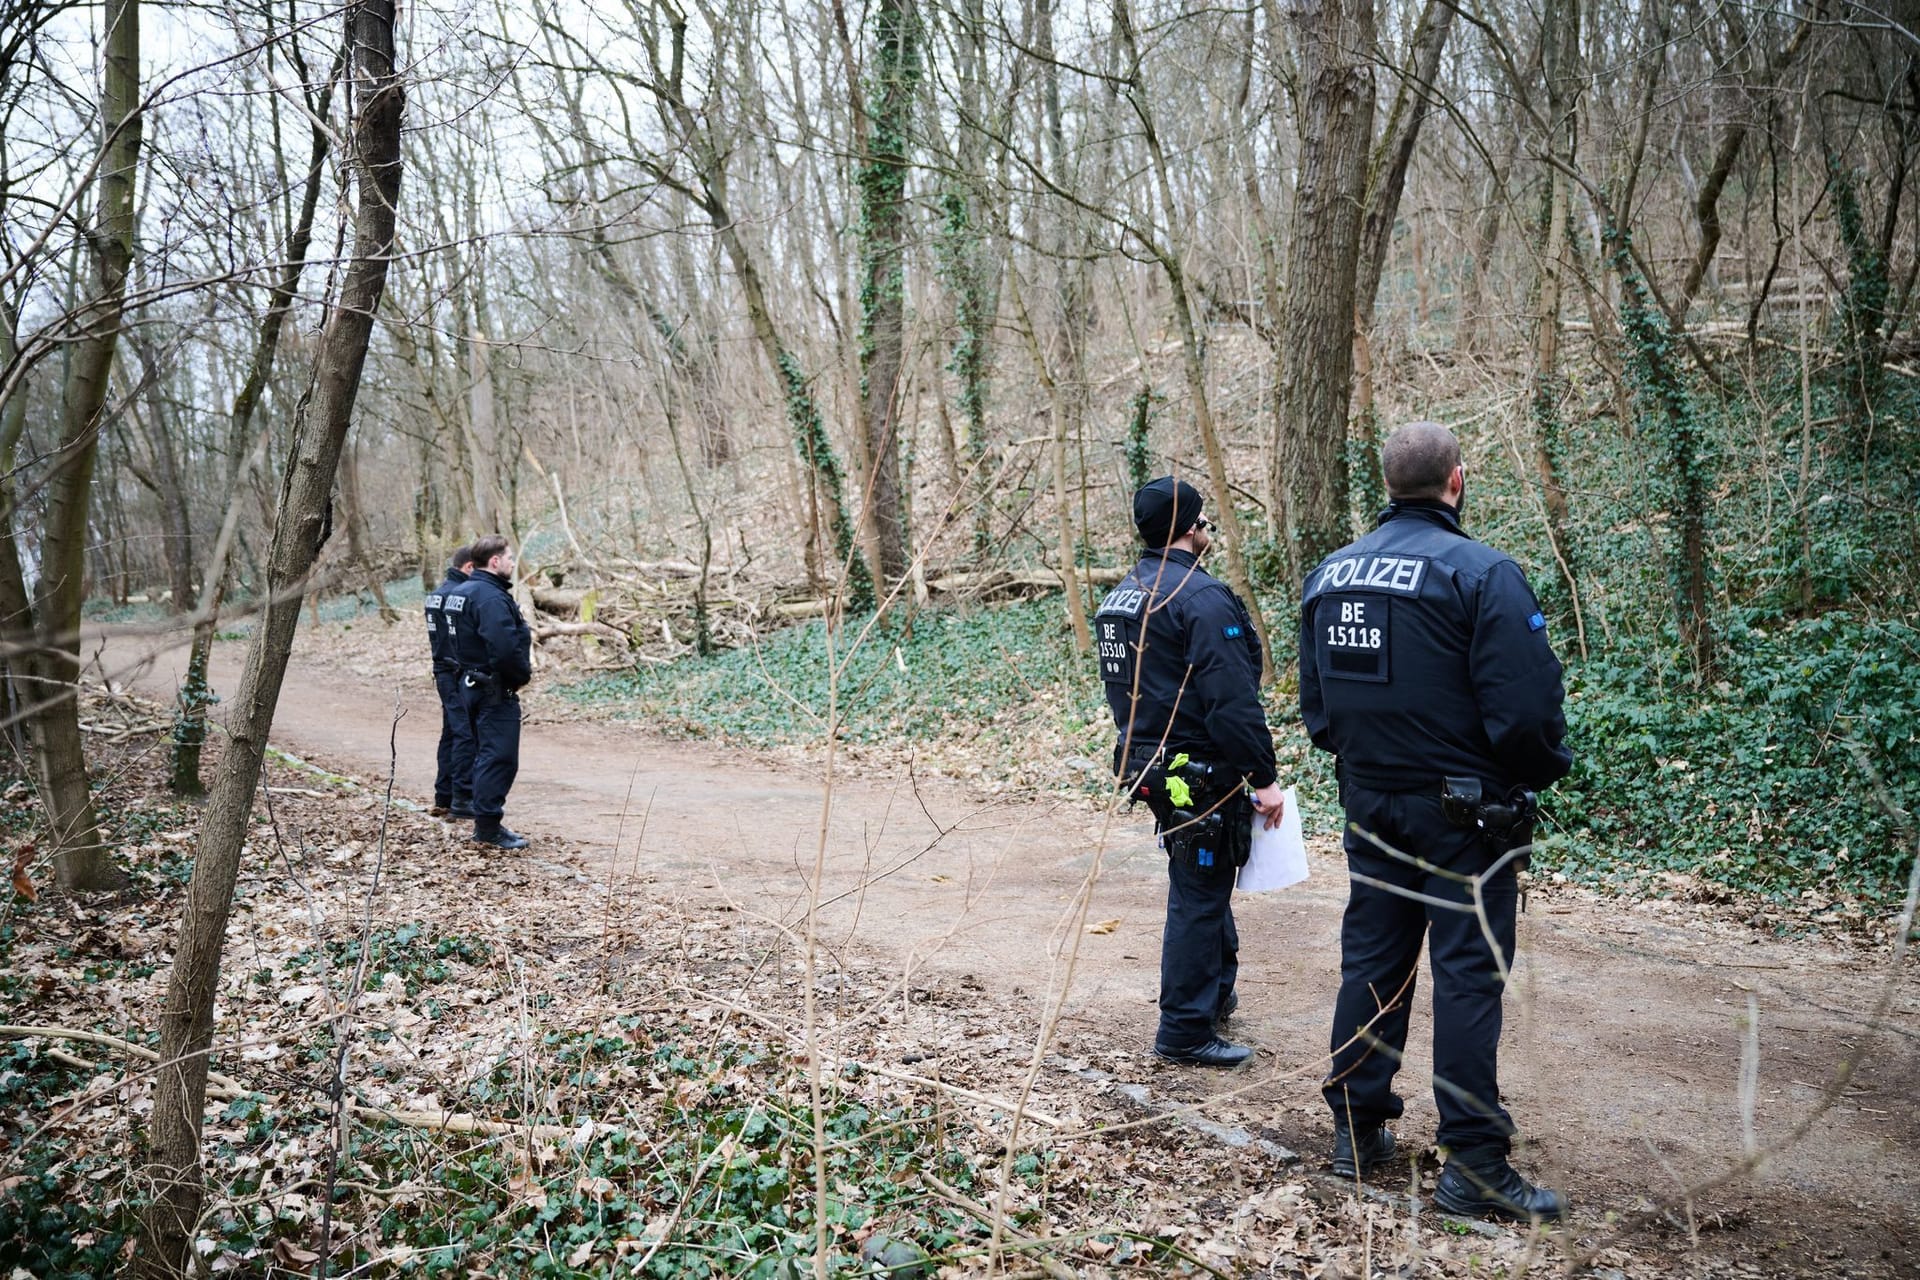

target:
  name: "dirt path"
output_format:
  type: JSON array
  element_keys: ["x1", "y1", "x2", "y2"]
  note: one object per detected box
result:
[{"x1": 107, "y1": 628, "x2": 1919, "y2": 1273}]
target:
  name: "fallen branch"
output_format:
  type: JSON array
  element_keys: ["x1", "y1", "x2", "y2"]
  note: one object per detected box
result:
[
  {"x1": 692, "y1": 994, "x2": 1062, "y2": 1128},
  {"x1": 78, "y1": 718, "x2": 169, "y2": 741},
  {"x1": 2, "y1": 1026, "x2": 586, "y2": 1143},
  {"x1": 357, "y1": 1104, "x2": 579, "y2": 1144},
  {"x1": 919, "y1": 1172, "x2": 1081, "y2": 1280},
  {"x1": 533, "y1": 621, "x2": 630, "y2": 644},
  {"x1": 768, "y1": 598, "x2": 832, "y2": 620},
  {"x1": 1, "y1": 1024, "x2": 247, "y2": 1096},
  {"x1": 927, "y1": 568, "x2": 1125, "y2": 596}
]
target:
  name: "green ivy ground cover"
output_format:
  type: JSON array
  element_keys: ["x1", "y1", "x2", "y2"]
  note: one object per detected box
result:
[{"x1": 561, "y1": 593, "x2": 1915, "y2": 905}]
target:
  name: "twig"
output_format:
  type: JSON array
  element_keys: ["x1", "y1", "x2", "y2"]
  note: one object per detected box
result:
[
  {"x1": 316, "y1": 693, "x2": 403, "y2": 1280},
  {"x1": 629, "y1": 1100, "x2": 765, "y2": 1275},
  {"x1": 0, "y1": 1025, "x2": 581, "y2": 1143},
  {"x1": 0, "y1": 1024, "x2": 247, "y2": 1096},
  {"x1": 919, "y1": 1173, "x2": 1079, "y2": 1280},
  {"x1": 690, "y1": 993, "x2": 1064, "y2": 1127}
]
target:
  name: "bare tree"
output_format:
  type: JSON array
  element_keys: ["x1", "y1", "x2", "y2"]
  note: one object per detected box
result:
[
  {"x1": 3, "y1": 0, "x2": 142, "y2": 892},
  {"x1": 138, "y1": 2, "x2": 405, "y2": 1270}
]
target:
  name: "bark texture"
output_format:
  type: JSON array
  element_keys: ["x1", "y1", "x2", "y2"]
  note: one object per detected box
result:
[
  {"x1": 1277, "y1": 0, "x2": 1376, "y2": 572},
  {"x1": 856, "y1": 0, "x2": 920, "y2": 585}
]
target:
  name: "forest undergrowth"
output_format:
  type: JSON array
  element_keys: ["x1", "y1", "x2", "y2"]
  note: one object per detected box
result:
[
  {"x1": 0, "y1": 701, "x2": 1699, "y2": 1280},
  {"x1": 560, "y1": 354, "x2": 1920, "y2": 910}
]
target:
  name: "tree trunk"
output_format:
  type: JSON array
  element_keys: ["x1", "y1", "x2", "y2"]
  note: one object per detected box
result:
[
  {"x1": 1036, "y1": 0, "x2": 1090, "y2": 649},
  {"x1": 338, "y1": 437, "x2": 397, "y2": 622},
  {"x1": 464, "y1": 312, "x2": 500, "y2": 531},
  {"x1": 0, "y1": 301, "x2": 33, "y2": 762},
  {"x1": 137, "y1": 4, "x2": 403, "y2": 1271},
  {"x1": 946, "y1": 0, "x2": 998, "y2": 559},
  {"x1": 171, "y1": 42, "x2": 341, "y2": 797},
  {"x1": 1525, "y1": 0, "x2": 1587, "y2": 657},
  {"x1": 22, "y1": 0, "x2": 142, "y2": 893},
  {"x1": 1354, "y1": 0, "x2": 1457, "y2": 330},
  {"x1": 1457, "y1": 122, "x2": 1520, "y2": 355},
  {"x1": 638, "y1": 14, "x2": 872, "y2": 609},
  {"x1": 1114, "y1": 0, "x2": 1272, "y2": 678},
  {"x1": 1350, "y1": 0, "x2": 1455, "y2": 520},
  {"x1": 1607, "y1": 223, "x2": 1716, "y2": 677},
  {"x1": 1675, "y1": 10, "x2": 1814, "y2": 318},
  {"x1": 167, "y1": 623, "x2": 214, "y2": 797},
  {"x1": 855, "y1": 0, "x2": 920, "y2": 586},
  {"x1": 1277, "y1": 0, "x2": 1376, "y2": 572},
  {"x1": 130, "y1": 355, "x2": 196, "y2": 610}
]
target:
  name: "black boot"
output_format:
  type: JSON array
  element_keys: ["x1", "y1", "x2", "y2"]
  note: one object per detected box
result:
[
  {"x1": 472, "y1": 820, "x2": 529, "y2": 851},
  {"x1": 1214, "y1": 991, "x2": 1239, "y2": 1027},
  {"x1": 1433, "y1": 1148, "x2": 1566, "y2": 1222},
  {"x1": 1329, "y1": 1122, "x2": 1397, "y2": 1179},
  {"x1": 1152, "y1": 1036, "x2": 1252, "y2": 1068}
]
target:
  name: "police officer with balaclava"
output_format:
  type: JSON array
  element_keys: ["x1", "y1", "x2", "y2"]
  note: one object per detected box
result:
[
  {"x1": 450, "y1": 534, "x2": 532, "y2": 850},
  {"x1": 425, "y1": 544, "x2": 476, "y2": 818},
  {"x1": 1299, "y1": 421, "x2": 1572, "y2": 1221},
  {"x1": 1096, "y1": 476, "x2": 1287, "y2": 1068}
]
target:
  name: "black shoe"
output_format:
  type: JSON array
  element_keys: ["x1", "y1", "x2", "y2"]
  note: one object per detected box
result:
[
  {"x1": 472, "y1": 825, "x2": 529, "y2": 851},
  {"x1": 1329, "y1": 1122, "x2": 1397, "y2": 1179},
  {"x1": 449, "y1": 807, "x2": 475, "y2": 820},
  {"x1": 1433, "y1": 1154, "x2": 1567, "y2": 1223},
  {"x1": 1152, "y1": 1036, "x2": 1252, "y2": 1068},
  {"x1": 1214, "y1": 991, "x2": 1239, "y2": 1027}
]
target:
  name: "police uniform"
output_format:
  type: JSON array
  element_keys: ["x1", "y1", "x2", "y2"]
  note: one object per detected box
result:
[
  {"x1": 450, "y1": 568, "x2": 532, "y2": 845},
  {"x1": 425, "y1": 566, "x2": 474, "y2": 814},
  {"x1": 1098, "y1": 487, "x2": 1276, "y2": 1058},
  {"x1": 1298, "y1": 498, "x2": 1570, "y2": 1166}
]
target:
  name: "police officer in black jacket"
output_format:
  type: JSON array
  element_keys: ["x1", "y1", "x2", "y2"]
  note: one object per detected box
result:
[
  {"x1": 450, "y1": 534, "x2": 533, "y2": 850},
  {"x1": 1299, "y1": 422, "x2": 1571, "y2": 1222},
  {"x1": 1098, "y1": 477, "x2": 1287, "y2": 1069},
  {"x1": 425, "y1": 544, "x2": 476, "y2": 818}
]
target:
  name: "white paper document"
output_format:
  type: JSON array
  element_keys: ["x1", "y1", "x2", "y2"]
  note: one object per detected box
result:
[{"x1": 1238, "y1": 786, "x2": 1308, "y2": 892}]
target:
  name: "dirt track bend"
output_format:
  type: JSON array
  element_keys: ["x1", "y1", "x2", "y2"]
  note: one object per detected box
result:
[{"x1": 102, "y1": 626, "x2": 1919, "y2": 1271}]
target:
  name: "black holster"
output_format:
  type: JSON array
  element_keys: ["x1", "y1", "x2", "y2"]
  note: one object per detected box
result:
[
  {"x1": 1159, "y1": 786, "x2": 1253, "y2": 874},
  {"x1": 1120, "y1": 749, "x2": 1253, "y2": 873},
  {"x1": 461, "y1": 669, "x2": 504, "y2": 704},
  {"x1": 1443, "y1": 775, "x2": 1538, "y2": 860}
]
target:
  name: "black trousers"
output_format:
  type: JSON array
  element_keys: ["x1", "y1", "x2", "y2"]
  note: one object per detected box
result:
[
  {"x1": 460, "y1": 682, "x2": 521, "y2": 825},
  {"x1": 433, "y1": 669, "x2": 476, "y2": 809},
  {"x1": 1324, "y1": 785, "x2": 1519, "y2": 1154},
  {"x1": 1156, "y1": 847, "x2": 1239, "y2": 1050}
]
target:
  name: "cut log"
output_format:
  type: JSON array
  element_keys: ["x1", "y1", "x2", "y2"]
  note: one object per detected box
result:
[
  {"x1": 927, "y1": 567, "x2": 1125, "y2": 594},
  {"x1": 531, "y1": 587, "x2": 587, "y2": 617},
  {"x1": 533, "y1": 621, "x2": 629, "y2": 644}
]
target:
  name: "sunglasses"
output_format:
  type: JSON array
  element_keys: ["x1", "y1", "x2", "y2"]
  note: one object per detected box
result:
[{"x1": 1193, "y1": 518, "x2": 1213, "y2": 532}]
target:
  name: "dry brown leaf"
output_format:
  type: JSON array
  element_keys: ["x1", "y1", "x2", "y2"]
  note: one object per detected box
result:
[
  {"x1": 1085, "y1": 918, "x2": 1121, "y2": 935},
  {"x1": 271, "y1": 1239, "x2": 320, "y2": 1266},
  {"x1": 11, "y1": 842, "x2": 36, "y2": 903}
]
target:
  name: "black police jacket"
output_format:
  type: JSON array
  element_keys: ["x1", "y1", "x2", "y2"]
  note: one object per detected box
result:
[
  {"x1": 449, "y1": 570, "x2": 532, "y2": 691},
  {"x1": 1298, "y1": 500, "x2": 1572, "y2": 792},
  {"x1": 424, "y1": 568, "x2": 469, "y2": 674},
  {"x1": 1096, "y1": 548, "x2": 1277, "y2": 788}
]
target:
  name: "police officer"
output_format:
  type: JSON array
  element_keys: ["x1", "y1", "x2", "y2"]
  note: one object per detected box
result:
[
  {"x1": 425, "y1": 544, "x2": 476, "y2": 818},
  {"x1": 1097, "y1": 476, "x2": 1286, "y2": 1068},
  {"x1": 450, "y1": 534, "x2": 532, "y2": 850},
  {"x1": 1299, "y1": 422, "x2": 1571, "y2": 1221}
]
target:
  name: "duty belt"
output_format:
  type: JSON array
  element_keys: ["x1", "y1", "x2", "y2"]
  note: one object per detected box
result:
[{"x1": 1336, "y1": 760, "x2": 1449, "y2": 794}]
